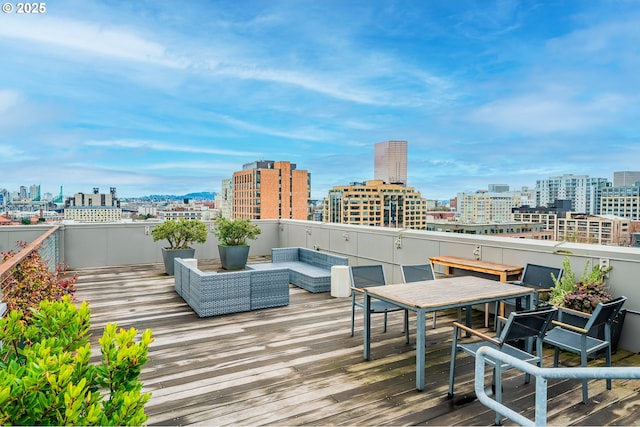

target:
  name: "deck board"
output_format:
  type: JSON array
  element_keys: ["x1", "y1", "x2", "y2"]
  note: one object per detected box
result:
[{"x1": 72, "y1": 260, "x2": 640, "y2": 426}]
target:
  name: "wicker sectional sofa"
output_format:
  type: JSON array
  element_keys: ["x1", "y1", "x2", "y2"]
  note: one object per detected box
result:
[
  {"x1": 174, "y1": 258, "x2": 290, "y2": 317},
  {"x1": 248, "y1": 247, "x2": 349, "y2": 293}
]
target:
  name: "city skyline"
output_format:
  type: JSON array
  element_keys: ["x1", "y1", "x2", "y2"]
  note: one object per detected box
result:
[{"x1": 1, "y1": 1, "x2": 639, "y2": 200}]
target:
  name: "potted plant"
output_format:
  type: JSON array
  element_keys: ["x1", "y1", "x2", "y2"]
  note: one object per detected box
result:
[
  {"x1": 548, "y1": 256, "x2": 626, "y2": 353},
  {"x1": 548, "y1": 257, "x2": 612, "y2": 313},
  {"x1": 151, "y1": 218, "x2": 208, "y2": 275},
  {"x1": 212, "y1": 217, "x2": 261, "y2": 270}
]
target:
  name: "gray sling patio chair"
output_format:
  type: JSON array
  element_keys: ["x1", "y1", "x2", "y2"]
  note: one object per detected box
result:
[
  {"x1": 495, "y1": 263, "x2": 563, "y2": 328},
  {"x1": 400, "y1": 263, "x2": 439, "y2": 328},
  {"x1": 350, "y1": 265, "x2": 408, "y2": 343},
  {"x1": 449, "y1": 305, "x2": 558, "y2": 425},
  {"x1": 542, "y1": 296, "x2": 627, "y2": 404}
]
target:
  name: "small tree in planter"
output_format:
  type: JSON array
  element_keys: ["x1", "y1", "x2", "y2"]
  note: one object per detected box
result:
[
  {"x1": 151, "y1": 219, "x2": 208, "y2": 275},
  {"x1": 212, "y1": 217, "x2": 261, "y2": 270}
]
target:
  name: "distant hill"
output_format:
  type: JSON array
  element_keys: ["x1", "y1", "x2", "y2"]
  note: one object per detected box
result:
[{"x1": 184, "y1": 192, "x2": 216, "y2": 200}]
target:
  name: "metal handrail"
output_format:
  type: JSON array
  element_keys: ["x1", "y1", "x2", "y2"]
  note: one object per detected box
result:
[{"x1": 475, "y1": 346, "x2": 640, "y2": 426}]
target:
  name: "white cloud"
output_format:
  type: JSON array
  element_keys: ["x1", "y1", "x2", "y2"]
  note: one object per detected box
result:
[
  {"x1": 0, "y1": 17, "x2": 187, "y2": 68},
  {"x1": 142, "y1": 161, "x2": 240, "y2": 171},
  {"x1": 0, "y1": 89, "x2": 21, "y2": 114},
  {"x1": 469, "y1": 92, "x2": 629, "y2": 134},
  {"x1": 208, "y1": 113, "x2": 337, "y2": 142},
  {"x1": 0, "y1": 144, "x2": 29, "y2": 160},
  {"x1": 85, "y1": 139, "x2": 258, "y2": 157}
]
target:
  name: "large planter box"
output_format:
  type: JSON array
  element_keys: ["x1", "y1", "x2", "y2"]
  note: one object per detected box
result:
[
  {"x1": 162, "y1": 247, "x2": 195, "y2": 276},
  {"x1": 218, "y1": 245, "x2": 250, "y2": 270}
]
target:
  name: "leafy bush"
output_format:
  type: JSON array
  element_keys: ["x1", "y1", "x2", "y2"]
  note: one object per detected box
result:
[
  {"x1": 549, "y1": 256, "x2": 612, "y2": 313},
  {"x1": 212, "y1": 217, "x2": 261, "y2": 246},
  {"x1": 0, "y1": 296, "x2": 153, "y2": 425},
  {"x1": 1, "y1": 241, "x2": 77, "y2": 319},
  {"x1": 562, "y1": 281, "x2": 613, "y2": 313},
  {"x1": 151, "y1": 218, "x2": 208, "y2": 249}
]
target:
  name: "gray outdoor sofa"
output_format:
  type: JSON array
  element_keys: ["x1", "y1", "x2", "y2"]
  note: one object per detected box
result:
[
  {"x1": 174, "y1": 258, "x2": 290, "y2": 317},
  {"x1": 248, "y1": 247, "x2": 349, "y2": 293}
]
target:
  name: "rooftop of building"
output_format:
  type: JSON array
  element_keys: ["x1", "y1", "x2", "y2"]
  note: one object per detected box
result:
[{"x1": 74, "y1": 258, "x2": 640, "y2": 426}]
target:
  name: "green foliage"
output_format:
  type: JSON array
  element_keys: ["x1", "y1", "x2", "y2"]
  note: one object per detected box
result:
[
  {"x1": 0, "y1": 297, "x2": 153, "y2": 426},
  {"x1": 151, "y1": 218, "x2": 208, "y2": 249},
  {"x1": 549, "y1": 256, "x2": 612, "y2": 313},
  {"x1": 562, "y1": 281, "x2": 613, "y2": 313},
  {"x1": 1, "y1": 241, "x2": 77, "y2": 320},
  {"x1": 212, "y1": 217, "x2": 261, "y2": 246}
]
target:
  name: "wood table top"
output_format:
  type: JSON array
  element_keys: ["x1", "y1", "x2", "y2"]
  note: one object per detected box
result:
[{"x1": 364, "y1": 275, "x2": 531, "y2": 310}]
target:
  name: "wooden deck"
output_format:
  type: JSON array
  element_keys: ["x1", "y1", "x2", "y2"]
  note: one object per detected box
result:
[{"x1": 73, "y1": 259, "x2": 640, "y2": 426}]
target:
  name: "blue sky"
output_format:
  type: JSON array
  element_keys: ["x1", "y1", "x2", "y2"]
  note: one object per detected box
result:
[{"x1": 1, "y1": 0, "x2": 639, "y2": 201}]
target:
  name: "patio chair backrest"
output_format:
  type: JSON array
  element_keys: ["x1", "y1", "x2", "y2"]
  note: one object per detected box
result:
[
  {"x1": 350, "y1": 265, "x2": 387, "y2": 289},
  {"x1": 521, "y1": 263, "x2": 563, "y2": 289},
  {"x1": 584, "y1": 296, "x2": 627, "y2": 331},
  {"x1": 401, "y1": 264, "x2": 435, "y2": 283},
  {"x1": 499, "y1": 306, "x2": 558, "y2": 345}
]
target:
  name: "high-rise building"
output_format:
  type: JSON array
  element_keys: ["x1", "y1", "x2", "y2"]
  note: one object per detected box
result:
[
  {"x1": 614, "y1": 171, "x2": 640, "y2": 187},
  {"x1": 65, "y1": 187, "x2": 119, "y2": 208},
  {"x1": 30, "y1": 184, "x2": 41, "y2": 201},
  {"x1": 488, "y1": 184, "x2": 509, "y2": 193},
  {"x1": 558, "y1": 212, "x2": 631, "y2": 246},
  {"x1": 512, "y1": 200, "x2": 573, "y2": 240},
  {"x1": 457, "y1": 191, "x2": 522, "y2": 223},
  {"x1": 64, "y1": 206, "x2": 122, "y2": 222},
  {"x1": 600, "y1": 183, "x2": 640, "y2": 220},
  {"x1": 536, "y1": 174, "x2": 610, "y2": 215},
  {"x1": 63, "y1": 187, "x2": 121, "y2": 222},
  {"x1": 322, "y1": 180, "x2": 427, "y2": 229},
  {"x1": 374, "y1": 140, "x2": 407, "y2": 186},
  {"x1": 232, "y1": 160, "x2": 310, "y2": 220},
  {"x1": 216, "y1": 178, "x2": 233, "y2": 219}
]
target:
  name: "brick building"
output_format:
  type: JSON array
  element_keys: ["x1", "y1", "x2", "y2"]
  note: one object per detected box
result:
[{"x1": 233, "y1": 160, "x2": 310, "y2": 220}]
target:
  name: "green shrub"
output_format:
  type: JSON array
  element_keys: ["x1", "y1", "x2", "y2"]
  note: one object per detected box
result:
[
  {"x1": 0, "y1": 296, "x2": 153, "y2": 426},
  {"x1": 549, "y1": 256, "x2": 612, "y2": 313},
  {"x1": 212, "y1": 217, "x2": 261, "y2": 246},
  {"x1": 1, "y1": 241, "x2": 77, "y2": 320},
  {"x1": 151, "y1": 218, "x2": 208, "y2": 249}
]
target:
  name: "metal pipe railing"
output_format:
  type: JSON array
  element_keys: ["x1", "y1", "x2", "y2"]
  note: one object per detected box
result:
[{"x1": 475, "y1": 346, "x2": 640, "y2": 426}]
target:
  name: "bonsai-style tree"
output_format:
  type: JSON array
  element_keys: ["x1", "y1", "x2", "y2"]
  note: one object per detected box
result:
[
  {"x1": 212, "y1": 217, "x2": 261, "y2": 246},
  {"x1": 549, "y1": 256, "x2": 612, "y2": 313},
  {"x1": 151, "y1": 218, "x2": 207, "y2": 249}
]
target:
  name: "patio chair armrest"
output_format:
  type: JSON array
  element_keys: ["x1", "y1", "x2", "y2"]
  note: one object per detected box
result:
[
  {"x1": 551, "y1": 319, "x2": 588, "y2": 334},
  {"x1": 351, "y1": 287, "x2": 364, "y2": 294},
  {"x1": 452, "y1": 321, "x2": 501, "y2": 346}
]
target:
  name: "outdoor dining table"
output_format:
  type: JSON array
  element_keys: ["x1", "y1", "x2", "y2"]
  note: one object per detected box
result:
[{"x1": 362, "y1": 275, "x2": 535, "y2": 391}]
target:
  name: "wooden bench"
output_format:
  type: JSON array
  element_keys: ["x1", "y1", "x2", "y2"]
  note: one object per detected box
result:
[
  {"x1": 429, "y1": 255, "x2": 524, "y2": 326},
  {"x1": 429, "y1": 256, "x2": 523, "y2": 282}
]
